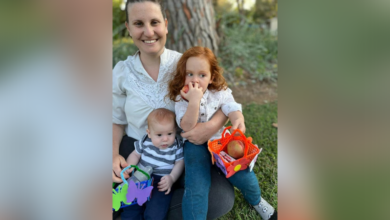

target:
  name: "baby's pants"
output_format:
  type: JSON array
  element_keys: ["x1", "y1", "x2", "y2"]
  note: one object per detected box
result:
[{"x1": 121, "y1": 175, "x2": 173, "y2": 220}]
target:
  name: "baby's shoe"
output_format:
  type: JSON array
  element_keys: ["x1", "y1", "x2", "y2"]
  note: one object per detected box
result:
[{"x1": 253, "y1": 197, "x2": 277, "y2": 220}]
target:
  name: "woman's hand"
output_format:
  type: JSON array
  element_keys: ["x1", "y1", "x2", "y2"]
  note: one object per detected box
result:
[
  {"x1": 112, "y1": 154, "x2": 128, "y2": 183},
  {"x1": 229, "y1": 111, "x2": 246, "y2": 134},
  {"x1": 181, "y1": 122, "x2": 213, "y2": 145},
  {"x1": 181, "y1": 109, "x2": 228, "y2": 145},
  {"x1": 112, "y1": 124, "x2": 127, "y2": 183}
]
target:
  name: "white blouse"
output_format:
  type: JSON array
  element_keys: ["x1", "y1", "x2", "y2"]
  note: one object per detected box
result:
[
  {"x1": 112, "y1": 48, "x2": 182, "y2": 140},
  {"x1": 175, "y1": 88, "x2": 242, "y2": 141}
]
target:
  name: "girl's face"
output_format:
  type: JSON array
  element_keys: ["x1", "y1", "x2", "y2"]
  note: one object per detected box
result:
[
  {"x1": 125, "y1": 2, "x2": 168, "y2": 57},
  {"x1": 184, "y1": 56, "x2": 213, "y2": 93}
]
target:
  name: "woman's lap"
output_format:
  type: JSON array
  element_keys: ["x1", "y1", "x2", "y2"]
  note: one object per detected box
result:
[{"x1": 114, "y1": 135, "x2": 234, "y2": 220}]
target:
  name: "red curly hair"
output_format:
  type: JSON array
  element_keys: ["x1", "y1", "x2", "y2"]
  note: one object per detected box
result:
[{"x1": 167, "y1": 46, "x2": 227, "y2": 102}]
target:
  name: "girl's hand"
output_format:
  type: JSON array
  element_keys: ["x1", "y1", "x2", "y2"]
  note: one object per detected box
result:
[
  {"x1": 180, "y1": 82, "x2": 203, "y2": 102},
  {"x1": 229, "y1": 111, "x2": 246, "y2": 134},
  {"x1": 158, "y1": 175, "x2": 174, "y2": 195}
]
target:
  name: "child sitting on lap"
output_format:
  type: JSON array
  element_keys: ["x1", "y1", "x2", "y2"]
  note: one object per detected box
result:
[
  {"x1": 167, "y1": 46, "x2": 277, "y2": 220},
  {"x1": 121, "y1": 108, "x2": 184, "y2": 220}
]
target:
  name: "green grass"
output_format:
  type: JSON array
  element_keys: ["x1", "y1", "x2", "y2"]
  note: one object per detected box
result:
[{"x1": 219, "y1": 102, "x2": 278, "y2": 220}]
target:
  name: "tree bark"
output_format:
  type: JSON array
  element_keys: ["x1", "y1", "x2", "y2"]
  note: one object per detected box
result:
[
  {"x1": 236, "y1": 0, "x2": 245, "y2": 15},
  {"x1": 165, "y1": 0, "x2": 219, "y2": 55}
]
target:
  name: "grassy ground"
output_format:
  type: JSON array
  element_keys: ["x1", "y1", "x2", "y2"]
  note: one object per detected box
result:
[{"x1": 218, "y1": 102, "x2": 278, "y2": 220}]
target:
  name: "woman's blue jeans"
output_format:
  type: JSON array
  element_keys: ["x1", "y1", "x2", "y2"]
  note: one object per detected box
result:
[{"x1": 182, "y1": 141, "x2": 261, "y2": 220}]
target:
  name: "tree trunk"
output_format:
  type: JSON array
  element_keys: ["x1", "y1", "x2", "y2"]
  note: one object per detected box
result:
[
  {"x1": 236, "y1": 0, "x2": 246, "y2": 24},
  {"x1": 236, "y1": 0, "x2": 245, "y2": 15},
  {"x1": 165, "y1": 0, "x2": 219, "y2": 55}
]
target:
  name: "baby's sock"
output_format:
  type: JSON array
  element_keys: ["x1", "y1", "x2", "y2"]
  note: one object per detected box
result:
[{"x1": 253, "y1": 197, "x2": 277, "y2": 220}]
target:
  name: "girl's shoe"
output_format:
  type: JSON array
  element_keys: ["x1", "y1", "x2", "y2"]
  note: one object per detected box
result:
[{"x1": 253, "y1": 197, "x2": 277, "y2": 220}]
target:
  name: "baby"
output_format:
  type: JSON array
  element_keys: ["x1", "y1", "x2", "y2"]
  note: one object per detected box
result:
[{"x1": 121, "y1": 108, "x2": 184, "y2": 220}]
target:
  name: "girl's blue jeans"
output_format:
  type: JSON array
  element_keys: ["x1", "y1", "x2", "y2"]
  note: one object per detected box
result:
[{"x1": 182, "y1": 141, "x2": 261, "y2": 220}]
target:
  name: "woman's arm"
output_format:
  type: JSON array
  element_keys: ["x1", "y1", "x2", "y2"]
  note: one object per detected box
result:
[
  {"x1": 181, "y1": 109, "x2": 228, "y2": 145},
  {"x1": 112, "y1": 123, "x2": 128, "y2": 183}
]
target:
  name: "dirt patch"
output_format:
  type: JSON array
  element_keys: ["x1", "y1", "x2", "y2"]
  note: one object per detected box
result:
[{"x1": 230, "y1": 81, "x2": 278, "y2": 105}]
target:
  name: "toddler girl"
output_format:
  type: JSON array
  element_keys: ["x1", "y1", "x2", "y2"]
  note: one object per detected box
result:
[{"x1": 167, "y1": 46, "x2": 277, "y2": 220}]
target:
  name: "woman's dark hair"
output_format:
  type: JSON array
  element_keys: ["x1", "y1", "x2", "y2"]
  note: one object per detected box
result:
[{"x1": 125, "y1": 0, "x2": 166, "y2": 23}]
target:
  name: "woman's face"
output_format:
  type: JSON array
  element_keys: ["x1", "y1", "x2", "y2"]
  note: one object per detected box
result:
[{"x1": 125, "y1": 2, "x2": 168, "y2": 57}]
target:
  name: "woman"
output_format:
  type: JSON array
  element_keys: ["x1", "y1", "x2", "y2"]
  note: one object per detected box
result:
[{"x1": 112, "y1": 1, "x2": 234, "y2": 219}]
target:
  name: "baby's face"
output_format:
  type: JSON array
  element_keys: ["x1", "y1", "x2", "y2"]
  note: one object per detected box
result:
[{"x1": 147, "y1": 120, "x2": 176, "y2": 149}]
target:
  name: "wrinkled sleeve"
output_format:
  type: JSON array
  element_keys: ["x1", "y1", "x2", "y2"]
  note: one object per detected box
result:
[
  {"x1": 134, "y1": 137, "x2": 143, "y2": 155},
  {"x1": 220, "y1": 88, "x2": 242, "y2": 116},
  {"x1": 174, "y1": 96, "x2": 188, "y2": 129},
  {"x1": 112, "y1": 61, "x2": 128, "y2": 125}
]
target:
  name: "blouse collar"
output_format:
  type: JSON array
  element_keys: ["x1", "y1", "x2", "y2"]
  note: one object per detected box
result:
[
  {"x1": 133, "y1": 47, "x2": 168, "y2": 65},
  {"x1": 202, "y1": 89, "x2": 210, "y2": 100},
  {"x1": 133, "y1": 48, "x2": 168, "y2": 82}
]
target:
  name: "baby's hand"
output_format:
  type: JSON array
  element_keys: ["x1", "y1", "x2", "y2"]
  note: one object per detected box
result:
[
  {"x1": 124, "y1": 167, "x2": 134, "y2": 176},
  {"x1": 180, "y1": 82, "x2": 203, "y2": 102},
  {"x1": 229, "y1": 111, "x2": 246, "y2": 134},
  {"x1": 158, "y1": 175, "x2": 174, "y2": 195}
]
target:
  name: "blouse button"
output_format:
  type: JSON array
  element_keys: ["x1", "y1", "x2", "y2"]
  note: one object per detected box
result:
[
  {"x1": 201, "y1": 103, "x2": 204, "y2": 106},
  {"x1": 201, "y1": 113, "x2": 204, "y2": 116},
  {"x1": 214, "y1": 107, "x2": 217, "y2": 110}
]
